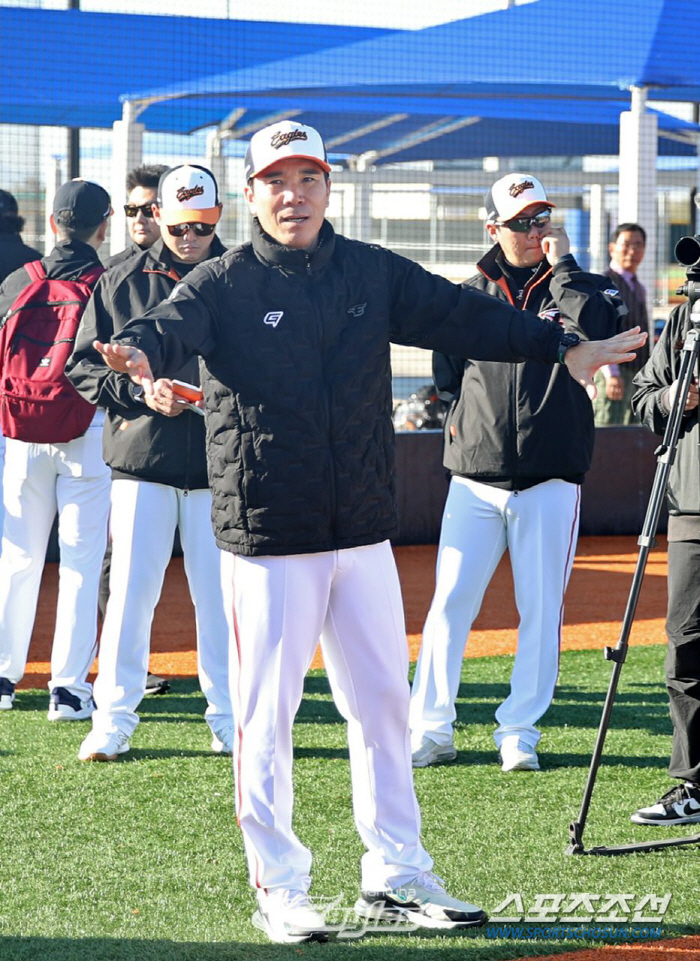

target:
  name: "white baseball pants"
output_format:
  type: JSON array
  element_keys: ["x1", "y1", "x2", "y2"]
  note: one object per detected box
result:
[
  {"x1": 221, "y1": 540, "x2": 433, "y2": 894},
  {"x1": 90, "y1": 479, "x2": 232, "y2": 740},
  {"x1": 410, "y1": 476, "x2": 580, "y2": 750},
  {"x1": 0, "y1": 414, "x2": 110, "y2": 698}
]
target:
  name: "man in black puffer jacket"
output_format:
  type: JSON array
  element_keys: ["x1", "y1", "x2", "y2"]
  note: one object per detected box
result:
[
  {"x1": 91, "y1": 123, "x2": 645, "y2": 945},
  {"x1": 410, "y1": 173, "x2": 627, "y2": 776},
  {"x1": 66, "y1": 165, "x2": 233, "y2": 763}
]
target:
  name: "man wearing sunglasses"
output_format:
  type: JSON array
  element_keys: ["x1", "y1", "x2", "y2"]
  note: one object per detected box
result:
[
  {"x1": 84, "y1": 125, "x2": 644, "y2": 944},
  {"x1": 105, "y1": 164, "x2": 168, "y2": 269},
  {"x1": 411, "y1": 173, "x2": 627, "y2": 775},
  {"x1": 103, "y1": 164, "x2": 170, "y2": 696},
  {"x1": 65, "y1": 164, "x2": 233, "y2": 762}
]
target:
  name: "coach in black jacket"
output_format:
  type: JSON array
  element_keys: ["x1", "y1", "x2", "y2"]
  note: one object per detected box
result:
[
  {"x1": 411, "y1": 173, "x2": 625, "y2": 776},
  {"x1": 66, "y1": 165, "x2": 233, "y2": 765},
  {"x1": 92, "y1": 124, "x2": 645, "y2": 945}
]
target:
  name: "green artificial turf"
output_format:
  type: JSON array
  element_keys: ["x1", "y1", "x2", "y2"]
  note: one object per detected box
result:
[{"x1": 1, "y1": 645, "x2": 698, "y2": 961}]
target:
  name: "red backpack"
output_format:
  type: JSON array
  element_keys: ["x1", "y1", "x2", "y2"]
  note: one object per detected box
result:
[{"x1": 0, "y1": 260, "x2": 104, "y2": 443}]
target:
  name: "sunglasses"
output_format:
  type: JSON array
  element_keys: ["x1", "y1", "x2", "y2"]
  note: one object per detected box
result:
[
  {"x1": 497, "y1": 212, "x2": 551, "y2": 233},
  {"x1": 167, "y1": 222, "x2": 216, "y2": 237},
  {"x1": 124, "y1": 203, "x2": 155, "y2": 219}
]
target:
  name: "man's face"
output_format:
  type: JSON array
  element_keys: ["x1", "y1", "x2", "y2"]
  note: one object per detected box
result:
[
  {"x1": 609, "y1": 230, "x2": 646, "y2": 273},
  {"x1": 244, "y1": 157, "x2": 331, "y2": 250},
  {"x1": 153, "y1": 205, "x2": 218, "y2": 264},
  {"x1": 125, "y1": 186, "x2": 159, "y2": 249},
  {"x1": 486, "y1": 203, "x2": 551, "y2": 269}
]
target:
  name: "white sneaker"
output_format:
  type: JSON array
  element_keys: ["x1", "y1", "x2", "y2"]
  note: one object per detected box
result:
[
  {"x1": 78, "y1": 729, "x2": 130, "y2": 762},
  {"x1": 211, "y1": 722, "x2": 235, "y2": 755},
  {"x1": 411, "y1": 736, "x2": 457, "y2": 768},
  {"x1": 47, "y1": 687, "x2": 95, "y2": 722},
  {"x1": 355, "y1": 871, "x2": 487, "y2": 929},
  {"x1": 499, "y1": 735, "x2": 540, "y2": 772},
  {"x1": 252, "y1": 888, "x2": 328, "y2": 944},
  {"x1": 0, "y1": 678, "x2": 15, "y2": 711}
]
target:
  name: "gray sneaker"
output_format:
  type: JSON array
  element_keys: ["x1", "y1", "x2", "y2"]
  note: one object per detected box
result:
[
  {"x1": 411, "y1": 737, "x2": 457, "y2": 768},
  {"x1": 355, "y1": 871, "x2": 487, "y2": 929}
]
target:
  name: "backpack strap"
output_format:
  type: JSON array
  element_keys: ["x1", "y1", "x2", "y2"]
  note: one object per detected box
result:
[
  {"x1": 24, "y1": 260, "x2": 46, "y2": 282},
  {"x1": 77, "y1": 265, "x2": 106, "y2": 288}
]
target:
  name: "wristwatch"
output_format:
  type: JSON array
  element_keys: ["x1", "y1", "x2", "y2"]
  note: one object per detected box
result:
[{"x1": 557, "y1": 332, "x2": 581, "y2": 365}]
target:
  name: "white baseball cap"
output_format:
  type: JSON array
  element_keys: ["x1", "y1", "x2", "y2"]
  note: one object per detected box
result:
[
  {"x1": 244, "y1": 121, "x2": 331, "y2": 181},
  {"x1": 484, "y1": 173, "x2": 555, "y2": 223},
  {"x1": 157, "y1": 164, "x2": 221, "y2": 226}
]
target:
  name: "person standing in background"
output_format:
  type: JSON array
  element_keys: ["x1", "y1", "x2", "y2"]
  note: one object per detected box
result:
[
  {"x1": 0, "y1": 180, "x2": 112, "y2": 719},
  {"x1": 0, "y1": 189, "x2": 42, "y2": 542},
  {"x1": 103, "y1": 163, "x2": 170, "y2": 695},
  {"x1": 66, "y1": 165, "x2": 233, "y2": 762},
  {"x1": 593, "y1": 223, "x2": 651, "y2": 425},
  {"x1": 105, "y1": 164, "x2": 168, "y2": 269},
  {"x1": 410, "y1": 173, "x2": 625, "y2": 774}
]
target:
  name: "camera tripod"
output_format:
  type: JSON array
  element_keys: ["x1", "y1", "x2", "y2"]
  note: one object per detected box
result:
[{"x1": 567, "y1": 278, "x2": 700, "y2": 856}]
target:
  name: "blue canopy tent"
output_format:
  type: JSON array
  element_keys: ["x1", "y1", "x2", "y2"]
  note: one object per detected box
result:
[
  {"x1": 122, "y1": 0, "x2": 700, "y2": 302},
  {"x1": 0, "y1": 7, "x2": 388, "y2": 130},
  {"x1": 138, "y1": 0, "x2": 698, "y2": 103},
  {"x1": 0, "y1": 6, "x2": 388, "y2": 252}
]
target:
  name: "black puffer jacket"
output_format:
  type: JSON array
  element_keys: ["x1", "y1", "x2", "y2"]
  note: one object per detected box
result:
[
  {"x1": 66, "y1": 236, "x2": 226, "y2": 489},
  {"x1": 435, "y1": 247, "x2": 624, "y2": 486},
  {"x1": 112, "y1": 219, "x2": 567, "y2": 557}
]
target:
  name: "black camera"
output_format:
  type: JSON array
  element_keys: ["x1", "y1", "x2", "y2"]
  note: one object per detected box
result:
[{"x1": 675, "y1": 235, "x2": 700, "y2": 302}]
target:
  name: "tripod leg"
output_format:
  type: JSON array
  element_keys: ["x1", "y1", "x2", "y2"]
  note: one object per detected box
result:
[{"x1": 567, "y1": 323, "x2": 700, "y2": 855}]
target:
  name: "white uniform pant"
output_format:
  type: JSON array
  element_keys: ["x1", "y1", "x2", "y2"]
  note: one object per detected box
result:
[
  {"x1": 410, "y1": 477, "x2": 580, "y2": 750},
  {"x1": 0, "y1": 415, "x2": 110, "y2": 698},
  {"x1": 221, "y1": 540, "x2": 432, "y2": 894},
  {"x1": 91, "y1": 479, "x2": 232, "y2": 740}
]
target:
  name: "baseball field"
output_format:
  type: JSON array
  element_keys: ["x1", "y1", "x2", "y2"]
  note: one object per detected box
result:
[{"x1": 3, "y1": 535, "x2": 699, "y2": 960}]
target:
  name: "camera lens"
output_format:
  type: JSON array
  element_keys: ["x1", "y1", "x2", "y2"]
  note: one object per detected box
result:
[{"x1": 675, "y1": 235, "x2": 700, "y2": 267}]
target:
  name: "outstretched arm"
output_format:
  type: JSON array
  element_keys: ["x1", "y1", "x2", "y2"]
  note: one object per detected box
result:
[{"x1": 564, "y1": 327, "x2": 647, "y2": 398}]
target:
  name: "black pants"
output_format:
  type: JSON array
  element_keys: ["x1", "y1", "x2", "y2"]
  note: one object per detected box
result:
[{"x1": 666, "y1": 539, "x2": 700, "y2": 782}]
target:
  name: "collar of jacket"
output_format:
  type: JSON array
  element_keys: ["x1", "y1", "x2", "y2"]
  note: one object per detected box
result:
[
  {"x1": 251, "y1": 217, "x2": 335, "y2": 273},
  {"x1": 477, "y1": 243, "x2": 552, "y2": 307},
  {"x1": 141, "y1": 235, "x2": 227, "y2": 277},
  {"x1": 43, "y1": 238, "x2": 103, "y2": 279}
]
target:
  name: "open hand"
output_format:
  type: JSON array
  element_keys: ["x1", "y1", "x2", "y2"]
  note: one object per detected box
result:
[
  {"x1": 564, "y1": 327, "x2": 647, "y2": 399},
  {"x1": 93, "y1": 340, "x2": 154, "y2": 395}
]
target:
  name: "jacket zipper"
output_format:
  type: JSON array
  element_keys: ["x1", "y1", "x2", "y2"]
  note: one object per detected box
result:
[{"x1": 306, "y1": 252, "x2": 337, "y2": 539}]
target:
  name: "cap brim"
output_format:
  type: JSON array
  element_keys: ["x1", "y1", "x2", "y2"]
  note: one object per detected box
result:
[
  {"x1": 252, "y1": 155, "x2": 332, "y2": 179},
  {"x1": 160, "y1": 206, "x2": 221, "y2": 226},
  {"x1": 507, "y1": 200, "x2": 556, "y2": 220}
]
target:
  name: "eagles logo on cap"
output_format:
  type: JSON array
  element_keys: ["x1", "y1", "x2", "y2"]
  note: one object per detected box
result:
[
  {"x1": 484, "y1": 173, "x2": 555, "y2": 223},
  {"x1": 244, "y1": 121, "x2": 331, "y2": 181},
  {"x1": 157, "y1": 165, "x2": 221, "y2": 226}
]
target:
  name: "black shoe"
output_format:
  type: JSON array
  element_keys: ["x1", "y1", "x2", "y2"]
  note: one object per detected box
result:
[
  {"x1": 631, "y1": 781, "x2": 700, "y2": 826},
  {"x1": 47, "y1": 687, "x2": 95, "y2": 721},
  {"x1": 0, "y1": 677, "x2": 15, "y2": 710},
  {"x1": 145, "y1": 673, "x2": 171, "y2": 696}
]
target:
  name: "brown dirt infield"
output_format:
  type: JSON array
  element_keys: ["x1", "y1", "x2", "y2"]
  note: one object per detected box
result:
[
  {"x1": 509, "y1": 936, "x2": 700, "y2": 960},
  {"x1": 22, "y1": 534, "x2": 668, "y2": 686}
]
